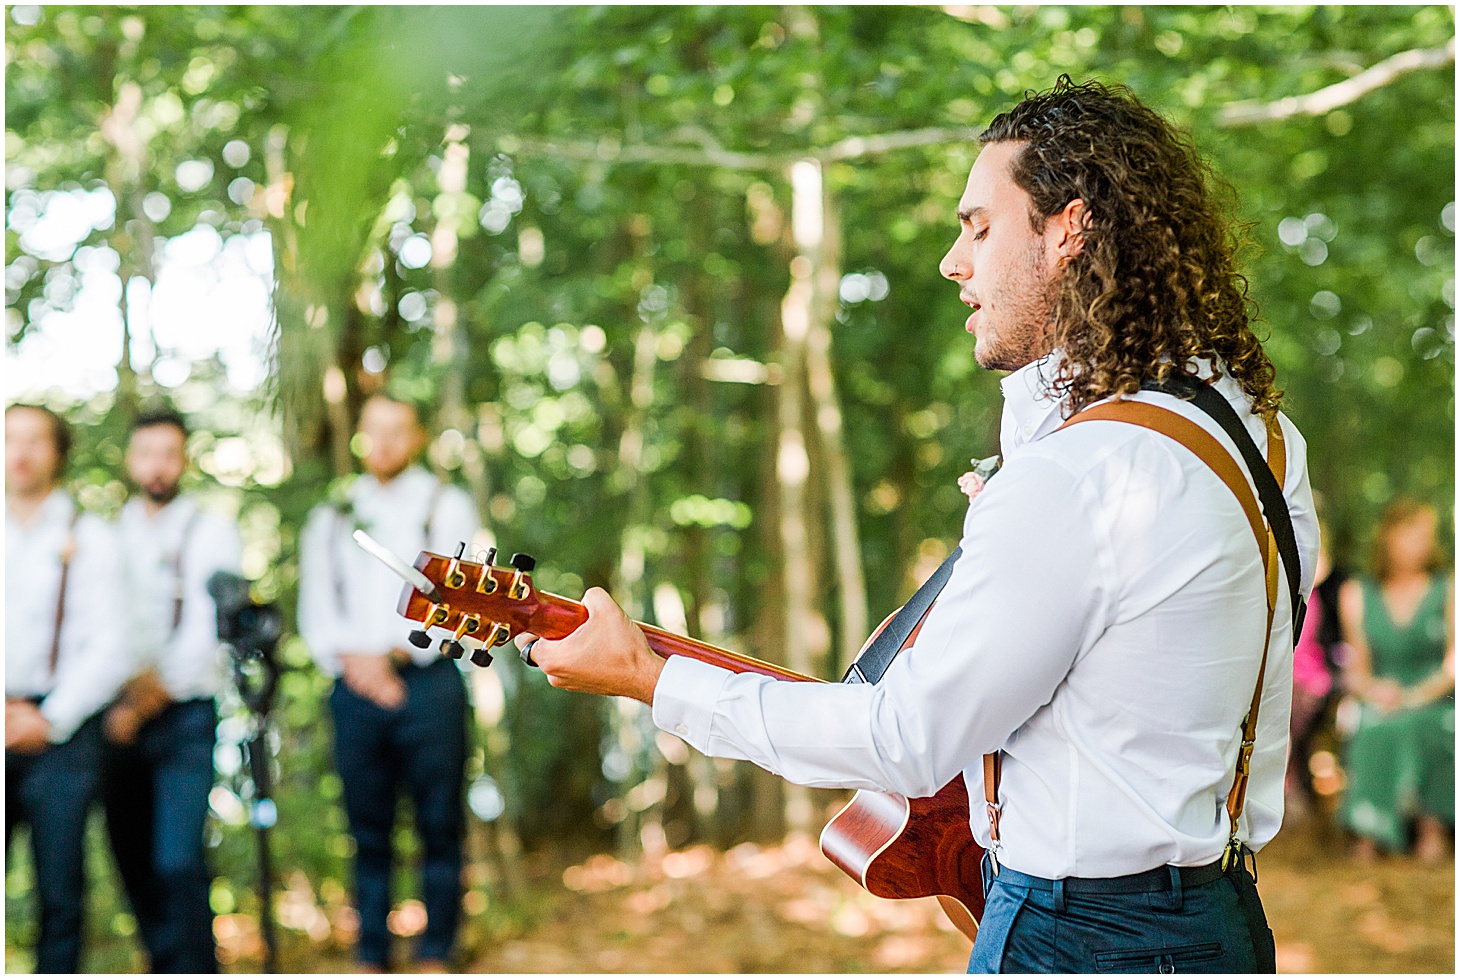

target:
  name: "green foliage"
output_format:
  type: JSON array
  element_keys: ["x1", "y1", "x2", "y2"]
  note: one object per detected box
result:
[{"x1": 5, "y1": 5, "x2": 1454, "y2": 968}]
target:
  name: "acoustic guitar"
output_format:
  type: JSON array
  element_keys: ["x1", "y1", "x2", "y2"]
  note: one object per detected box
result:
[{"x1": 383, "y1": 541, "x2": 985, "y2": 940}]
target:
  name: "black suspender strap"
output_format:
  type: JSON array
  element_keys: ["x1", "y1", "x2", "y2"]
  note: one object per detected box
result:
[
  {"x1": 332, "y1": 478, "x2": 447, "y2": 616},
  {"x1": 170, "y1": 508, "x2": 200, "y2": 636},
  {"x1": 1141, "y1": 376, "x2": 1306, "y2": 635},
  {"x1": 421, "y1": 480, "x2": 445, "y2": 546}
]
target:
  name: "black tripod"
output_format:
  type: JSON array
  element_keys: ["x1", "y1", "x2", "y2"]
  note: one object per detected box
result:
[
  {"x1": 232, "y1": 652, "x2": 280, "y2": 973},
  {"x1": 210, "y1": 572, "x2": 283, "y2": 973}
]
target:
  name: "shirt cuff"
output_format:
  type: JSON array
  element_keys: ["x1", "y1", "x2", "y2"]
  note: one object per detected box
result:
[
  {"x1": 38, "y1": 698, "x2": 84, "y2": 744},
  {"x1": 650, "y1": 656, "x2": 734, "y2": 755}
]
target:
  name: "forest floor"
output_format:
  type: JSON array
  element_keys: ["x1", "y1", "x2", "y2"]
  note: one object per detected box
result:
[
  {"x1": 9, "y1": 807, "x2": 1452, "y2": 973},
  {"x1": 240, "y1": 808, "x2": 1452, "y2": 974}
]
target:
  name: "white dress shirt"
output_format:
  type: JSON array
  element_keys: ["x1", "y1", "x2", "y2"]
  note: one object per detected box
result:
[
  {"x1": 6, "y1": 490, "x2": 135, "y2": 742},
  {"x1": 299, "y1": 466, "x2": 479, "y2": 676},
  {"x1": 653, "y1": 354, "x2": 1319, "y2": 880},
  {"x1": 118, "y1": 495, "x2": 244, "y2": 701}
]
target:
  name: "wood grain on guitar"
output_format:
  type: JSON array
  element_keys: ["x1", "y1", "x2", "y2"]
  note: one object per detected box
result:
[{"x1": 395, "y1": 548, "x2": 984, "y2": 941}]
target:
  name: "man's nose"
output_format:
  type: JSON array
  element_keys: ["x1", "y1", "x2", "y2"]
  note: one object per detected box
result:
[{"x1": 939, "y1": 242, "x2": 969, "y2": 281}]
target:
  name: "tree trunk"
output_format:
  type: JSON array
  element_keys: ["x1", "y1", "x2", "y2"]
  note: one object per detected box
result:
[
  {"x1": 100, "y1": 79, "x2": 157, "y2": 419},
  {"x1": 430, "y1": 127, "x2": 495, "y2": 526},
  {"x1": 776, "y1": 159, "x2": 822, "y2": 835},
  {"x1": 803, "y1": 182, "x2": 869, "y2": 671},
  {"x1": 609, "y1": 306, "x2": 662, "y2": 860}
]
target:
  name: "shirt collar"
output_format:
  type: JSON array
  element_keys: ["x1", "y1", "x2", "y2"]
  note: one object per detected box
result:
[
  {"x1": 999, "y1": 351, "x2": 1067, "y2": 452},
  {"x1": 6, "y1": 488, "x2": 73, "y2": 533},
  {"x1": 998, "y1": 352, "x2": 1249, "y2": 456},
  {"x1": 357, "y1": 465, "x2": 430, "y2": 499},
  {"x1": 123, "y1": 493, "x2": 193, "y2": 525}
]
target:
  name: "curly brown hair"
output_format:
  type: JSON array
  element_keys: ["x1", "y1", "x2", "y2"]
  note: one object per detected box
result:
[{"x1": 980, "y1": 75, "x2": 1280, "y2": 418}]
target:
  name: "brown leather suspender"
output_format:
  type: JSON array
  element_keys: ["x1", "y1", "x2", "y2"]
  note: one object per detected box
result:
[
  {"x1": 982, "y1": 399, "x2": 1285, "y2": 875},
  {"x1": 48, "y1": 508, "x2": 82, "y2": 678}
]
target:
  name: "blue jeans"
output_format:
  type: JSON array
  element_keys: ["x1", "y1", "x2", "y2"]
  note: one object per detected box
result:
[
  {"x1": 101, "y1": 697, "x2": 219, "y2": 973},
  {"x1": 330, "y1": 658, "x2": 468, "y2": 968},
  {"x1": 6, "y1": 712, "x2": 104, "y2": 974},
  {"x1": 968, "y1": 851, "x2": 1276, "y2": 973}
]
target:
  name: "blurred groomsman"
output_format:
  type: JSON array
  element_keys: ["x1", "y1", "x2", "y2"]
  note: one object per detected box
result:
[
  {"x1": 5, "y1": 403, "x2": 132, "y2": 973},
  {"x1": 299, "y1": 394, "x2": 479, "y2": 972},
  {"x1": 103, "y1": 407, "x2": 243, "y2": 974}
]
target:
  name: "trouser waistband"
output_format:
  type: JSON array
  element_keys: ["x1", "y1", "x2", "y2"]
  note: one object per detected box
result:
[{"x1": 987, "y1": 856, "x2": 1233, "y2": 896}]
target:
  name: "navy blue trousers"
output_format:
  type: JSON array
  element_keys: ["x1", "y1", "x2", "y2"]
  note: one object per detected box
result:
[
  {"x1": 5, "y1": 713, "x2": 104, "y2": 974},
  {"x1": 968, "y1": 852, "x2": 1276, "y2": 973},
  {"x1": 329, "y1": 658, "x2": 468, "y2": 968},
  {"x1": 101, "y1": 698, "x2": 219, "y2": 974}
]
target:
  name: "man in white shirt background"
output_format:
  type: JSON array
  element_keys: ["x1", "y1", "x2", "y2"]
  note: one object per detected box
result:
[
  {"x1": 299, "y1": 394, "x2": 480, "y2": 972},
  {"x1": 511, "y1": 76, "x2": 1319, "y2": 974},
  {"x1": 101, "y1": 407, "x2": 244, "y2": 974},
  {"x1": 5, "y1": 403, "x2": 133, "y2": 973}
]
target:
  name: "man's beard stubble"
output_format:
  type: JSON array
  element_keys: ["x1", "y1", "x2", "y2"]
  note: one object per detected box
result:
[
  {"x1": 976, "y1": 239, "x2": 1058, "y2": 373},
  {"x1": 142, "y1": 479, "x2": 182, "y2": 505}
]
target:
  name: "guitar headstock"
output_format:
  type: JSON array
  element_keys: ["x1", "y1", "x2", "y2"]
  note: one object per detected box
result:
[{"x1": 396, "y1": 545, "x2": 543, "y2": 667}]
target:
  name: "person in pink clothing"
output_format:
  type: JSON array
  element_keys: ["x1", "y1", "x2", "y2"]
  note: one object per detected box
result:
[{"x1": 1286, "y1": 521, "x2": 1343, "y2": 820}]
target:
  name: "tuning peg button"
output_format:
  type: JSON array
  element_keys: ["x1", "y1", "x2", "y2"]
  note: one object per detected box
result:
[
  {"x1": 470, "y1": 646, "x2": 495, "y2": 668},
  {"x1": 509, "y1": 552, "x2": 536, "y2": 572},
  {"x1": 441, "y1": 639, "x2": 465, "y2": 660},
  {"x1": 408, "y1": 630, "x2": 432, "y2": 649}
]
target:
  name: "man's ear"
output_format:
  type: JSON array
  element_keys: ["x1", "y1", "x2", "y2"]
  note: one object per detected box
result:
[{"x1": 1051, "y1": 198, "x2": 1089, "y2": 259}]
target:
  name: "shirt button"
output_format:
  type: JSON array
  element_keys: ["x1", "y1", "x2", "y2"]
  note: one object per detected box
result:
[
  {"x1": 675, "y1": 724, "x2": 690, "y2": 737},
  {"x1": 1020, "y1": 424, "x2": 1034, "y2": 437}
]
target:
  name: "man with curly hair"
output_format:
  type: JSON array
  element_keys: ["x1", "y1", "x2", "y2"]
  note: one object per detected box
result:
[{"x1": 517, "y1": 77, "x2": 1320, "y2": 973}]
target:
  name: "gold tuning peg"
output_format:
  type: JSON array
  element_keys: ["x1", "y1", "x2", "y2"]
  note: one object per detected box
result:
[{"x1": 445, "y1": 542, "x2": 468, "y2": 589}]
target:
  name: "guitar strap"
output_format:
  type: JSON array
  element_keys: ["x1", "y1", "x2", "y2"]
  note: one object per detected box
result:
[
  {"x1": 1142, "y1": 375, "x2": 1305, "y2": 635},
  {"x1": 842, "y1": 545, "x2": 963, "y2": 685},
  {"x1": 985, "y1": 394, "x2": 1287, "y2": 874}
]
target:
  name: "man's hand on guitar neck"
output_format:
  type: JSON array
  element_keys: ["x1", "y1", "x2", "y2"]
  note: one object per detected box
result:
[{"x1": 513, "y1": 587, "x2": 667, "y2": 705}]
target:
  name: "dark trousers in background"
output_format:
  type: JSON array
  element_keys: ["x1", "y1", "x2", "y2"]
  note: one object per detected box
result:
[
  {"x1": 101, "y1": 697, "x2": 219, "y2": 974},
  {"x1": 330, "y1": 658, "x2": 469, "y2": 968},
  {"x1": 5, "y1": 713, "x2": 104, "y2": 974},
  {"x1": 968, "y1": 850, "x2": 1276, "y2": 974}
]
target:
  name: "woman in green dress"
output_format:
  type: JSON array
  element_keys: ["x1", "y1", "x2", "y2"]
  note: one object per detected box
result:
[{"x1": 1338, "y1": 498, "x2": 1455, "y2": 862}]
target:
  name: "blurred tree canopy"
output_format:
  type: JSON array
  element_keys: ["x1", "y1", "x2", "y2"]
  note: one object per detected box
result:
[{"x1": 5, "y1": 5, "x2": 1454, "y2": 969}]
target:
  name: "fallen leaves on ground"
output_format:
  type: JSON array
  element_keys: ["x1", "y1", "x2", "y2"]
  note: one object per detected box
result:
[{"x1": 461, "y1": 815, "x2": 1453, "y2": 975}]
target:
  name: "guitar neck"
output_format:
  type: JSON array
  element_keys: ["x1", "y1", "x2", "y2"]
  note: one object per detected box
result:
[{"x1": 532, "y1": 590, "x2": 822, "y2": 683}]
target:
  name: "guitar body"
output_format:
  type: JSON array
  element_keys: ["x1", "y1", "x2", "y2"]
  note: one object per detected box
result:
[
  {"x1": 396, "y1": 550, "x2": 985, "y2": 941},
  {"x1": 820, "y1": 777, "x2": 984, "y2": 940}
]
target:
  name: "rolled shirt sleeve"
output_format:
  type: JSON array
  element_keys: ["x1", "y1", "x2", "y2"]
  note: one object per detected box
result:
[{"x1": 652, "y1": 454, "x2": 1106, "y2": 799}]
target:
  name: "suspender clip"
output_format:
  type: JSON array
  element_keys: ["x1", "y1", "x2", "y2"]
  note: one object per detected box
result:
[
  {"x1": 1220, "y1": 836, "x2": 1242, "y2": 873},
  {"x1": 985, "y1": 800, "x2": 1003, "y2": 876}
]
